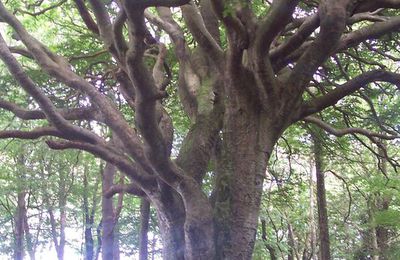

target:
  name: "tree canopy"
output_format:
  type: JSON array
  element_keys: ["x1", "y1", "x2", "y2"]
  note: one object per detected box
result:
[{"x1": 0, "y1": 0, "x2": 399, "y2": 259}]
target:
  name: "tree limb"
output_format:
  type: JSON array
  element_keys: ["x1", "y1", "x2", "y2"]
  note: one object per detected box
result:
[
  {"x1": 73, "y1": 0, "x2": 100, "y2": 35},
  {"x1": 123, "y1": 4, "x2": 182, "y2": 186},
  {"x1": 16, "y1": 0, "x2": 67, "y2": 17},
  {"x1": 285, "y1": 0, "x2": 351, "y2": 92},
  {"x1": 210, "y1": 0, "x2": 248, "y2": 46},
  {"x1": 0, "y1": 3, "x2": 152, "y2": 171},
  {"x1": 146, "y1": 8, "x2": 199, "y2": 119},
  {"x1": 304, "y1": 116, "x2": 400, "y2": 140},
  {"x1": 104, "y1": 183, "x2": 146, "y2": 198},
  {"x1": 126, "y1": 0, "x2": 190, "y2": 8},
  {"x1": 253, "y1": 0, "x2": 299, "y2": 97},
  {"x1": 355, "y1": 0, "x2": 400, "y2": 12},
  {"x1": 256, "y1": 0, "x2": 299, "y2": 56},
  {"x1": 297, "y1": 70, "x2": 400, "y2": 119},
  {"x1": 337, "y1": 16, "x2": 400, "y2": 51},
  {"x1": 87, "y1": 0, "x2": 113, "y2": 49},
  {"x1": 0, "y1": 99, "x2": 99, "y2": 121},
  {"x1": 0, "y1": 33, "x2": 102, "y2": 144},
  {"x1": 276, "y1": 15, "x2": 400, "y2": 70},
  {"x1": 0, "y1": 127, "x2": 66, "y2": 139},
  {"x1": 46, "y1": 140, "x2": 157, "y2": 189},
  {"x1": 270, "y1": 13, "x2": 319, "y2": 61},
  {"x1": 181, "y1": 2, "x2": 224, "y2": 66}
]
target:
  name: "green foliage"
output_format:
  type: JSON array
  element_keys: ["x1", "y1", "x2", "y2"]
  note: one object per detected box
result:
[{"x1": 373, "y1": 209, "x2": 400, "y2": 227}]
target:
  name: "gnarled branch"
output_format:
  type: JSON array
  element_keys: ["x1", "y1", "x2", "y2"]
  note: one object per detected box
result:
[
  {"x1": 297, "y1": 70, "x2": 400, "y2": 120},
  {"x1": 304, "y1": 116, "x2": 400, "y2": 140}
]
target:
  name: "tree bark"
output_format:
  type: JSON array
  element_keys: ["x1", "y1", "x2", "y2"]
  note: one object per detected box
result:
[
  {"x1": 113, "y1": 224, "x2": 121, "y2": 260},
  {"x1": 14, "y1": 190, "x2": 26, "y2": 260},
  {"x1": 83, "y1": 166, "x2": 95, "y2": 260},
  {"x1": 2, "y1": 1, "x2": 399, "y2": 259},
  {"x1": 375, "y1": 203, "x2": 389, "y2": 260},
  {"x1": 139, "y1": 198, "x2": 150, "y2": 260},
  {"x1": 102, "y1": 163, "x2": 116, "y2": 260},
  {"x1": 371, "y1": 225, "x2": 380, "y2": 260},
  {"x1": 151, "y1": 186, "x2": 186, "y2": 260},
  {"x1": 375, "y1": 144, "x2": 390, "y2": 259},
  {"x1": 311, "y1": 130, "x2": 331, "y2": 260},
  {"x1": 214, "y1": 81, "x2": 279, "y2": 259},
  {"x1": 94, "y1": 221, "x2": 102, "y2": 260},
  {"x1": 261, "y1": 219, "x2": 277, "y2": 260},
  {"x1": 14, "y1": 155, "x2": 29, "y2": 260},
  {"x1": 287, "y1": 223, "x2": 295, "y2": 260},
  {"x1": 57, "y1": 172, "x2": 67, "y2": 260},
  {"x1": 308, "y1": 161, "x2": 317, "y2": 260},
  {"x1": 24, "y1": 205, "x2": 36, "y2": 260}
]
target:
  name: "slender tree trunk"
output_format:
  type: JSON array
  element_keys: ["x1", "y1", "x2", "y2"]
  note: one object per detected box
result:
[
  {"x1": 23, "y1": 202, "x2": 35, "y2": 260},
  {"x1": 41, "y1": 181, "x2": 59, "y2": 259},
  {"x1": 371, "y1": 221, "x2": 380, "y2": 260},
  {"x1": 83, "y1": 168, "x2": 94, "y2": 260},
  {"x1": 139, "y1": 198, "x2": 150, "y2": 260},
  {"x1": 287, "y1": 223, "x2": 295, "y2": 260},
  {"x1": 57, "y1": 172, "x2": 67, "y2": 260},
  {"x1": 56, "y1": 209, "x2": 66, "y2": 260},
  {"x1": 311, "y1": 130, "x2": 331, "y2": 260},
  {"x1": 48, "y1": 207, "x2": 62, "y2": 260},
  {"x1": 308, "y1": 162, "x2": 317, "y2": 260},
  {"x1": 14, "y1": 155, "x2": 28, "y2": 260},
  {"x1": 84, "y1": 221, "x2": 94, "y2": 260},
  {"x1": 43, "y1": 167, "x2": 68, "y2": 260},
  {"x1": 14, "y1": 190, "x2": 26, "y2": 260},
  {"x1": 94, "y1": 220, "x2": 102, "y2": 260},
  {"x1": 376, "y1": 206, "x2": 389, "y2": 260},
  {"x1": 101, "y1": 162, "x2": 125, "y2": 260},
  {"x1": 261, "y1": 219, "x2": 277, "y2": 260},
  {"x1": 375, "y1": 144, "x2": 390, "y2": 259},
  {"x1": 102, "y1": 163, "x2": 116, "y2": 260},
  {"x1": 113, "y1": 176, "x2": 124, "y2": 260}
]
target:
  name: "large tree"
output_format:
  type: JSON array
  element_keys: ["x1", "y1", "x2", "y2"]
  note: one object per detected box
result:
[{"x1": 0, "y1": 0, "x2": 399, "y2": 259}]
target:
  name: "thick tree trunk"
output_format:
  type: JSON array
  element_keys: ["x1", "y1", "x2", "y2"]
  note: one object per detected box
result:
[
  {"x1": 157, "y1": 211, "x2": 186, "y2": 260},
  {"x1": 151, "y1": 185, "x2": 186, "y2": 260},
  {"x1": 311, "y1": 131, "x2": 331, "y2": 260},
  {"x1": 214, "y1": 87, "x2": 278, "y2": 259},
  {"x1": 102, "y1": 163, "x2": 116, "y2": 260},
  {"x1": 139, "y1": 198, "x2": 150, "y2": 260}
]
